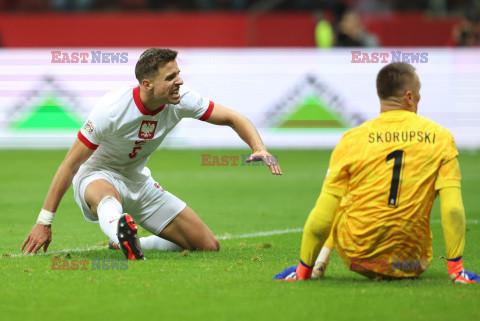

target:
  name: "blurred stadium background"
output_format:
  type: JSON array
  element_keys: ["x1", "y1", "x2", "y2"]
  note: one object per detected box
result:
[{"x1": 0, "y1": 0, "x2": 479, "y2": 150}]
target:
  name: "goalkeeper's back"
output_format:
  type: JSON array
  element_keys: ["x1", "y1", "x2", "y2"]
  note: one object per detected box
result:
[{"x1": 323, "y1": 110, "x2": 460, "y2": 275}]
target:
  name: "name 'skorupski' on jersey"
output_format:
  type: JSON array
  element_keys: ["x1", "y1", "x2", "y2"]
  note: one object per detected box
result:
[
  {"x1": 323, "y1": 110, "x2": 460, "y2": 278},
  {"x1": 368, "y1": 130, "x2": 436, "y2": 144}
]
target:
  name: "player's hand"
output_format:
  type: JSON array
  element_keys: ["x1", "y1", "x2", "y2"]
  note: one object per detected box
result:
[
  {"x1": 246, "y1": 150, "x2": 282, "y2": 175},
  {"x1": 21, "y1": 224, "x2": 52, "y2": 254},
  {"x1": 451, "y1": 270, "x2": 480, "y2": 284},
  {"x1": 274, "y1": 261, "x2": 313, "y2": 281}
]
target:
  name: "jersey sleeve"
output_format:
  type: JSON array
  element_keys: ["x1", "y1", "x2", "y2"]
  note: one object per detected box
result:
[
  {"x1": 441, "y1": 130, "x2": 459, "y2": 163},
  {"x1": 435, "y1": 131, "x2": 461, "y2": 190},
  {"x1": 77, "y1": 103, "x2": 112, "y2": 150},
  {"x1": 435, "y1": 157, "x2": 461, "y2": 190},
  {"x1": 322, "y1": 135, "x2": 351, "y2": 197},
  {"x1": 176, "y1": 86, "x2": 214, "y2": 121}
]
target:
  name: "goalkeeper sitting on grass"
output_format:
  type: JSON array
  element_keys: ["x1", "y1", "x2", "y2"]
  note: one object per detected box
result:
[{"x1": 275, "y1": 62, "x2": 479, "y2": 284}]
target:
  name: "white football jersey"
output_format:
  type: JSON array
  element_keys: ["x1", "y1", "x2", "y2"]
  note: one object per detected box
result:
[{"x1": 78, "y1": 85, "x2": 213, "y2": 180}]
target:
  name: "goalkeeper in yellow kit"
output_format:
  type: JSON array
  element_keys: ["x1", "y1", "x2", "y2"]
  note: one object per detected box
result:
[{"x1": 275, "y1": 62, "x2": 479, "y2": 283}]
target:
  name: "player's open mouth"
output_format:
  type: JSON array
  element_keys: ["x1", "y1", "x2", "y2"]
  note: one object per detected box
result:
[{"x1": 171, "y1": 90, "x2": 180, "y2": 100}]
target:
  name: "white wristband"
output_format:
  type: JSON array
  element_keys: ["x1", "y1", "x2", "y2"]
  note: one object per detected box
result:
[{"x1": 37, "y1": 209, "x2": 55, "y2": 225}]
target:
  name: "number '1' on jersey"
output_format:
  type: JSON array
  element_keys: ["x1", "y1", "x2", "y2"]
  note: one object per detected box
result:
[{"x1": 322, "y1": 110, "x2": 461, "y2": 277}]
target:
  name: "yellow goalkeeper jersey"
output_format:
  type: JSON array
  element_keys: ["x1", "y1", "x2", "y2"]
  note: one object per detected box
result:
[{"x1": 323, "y1": 110, "x2": 461, "y2": 277}]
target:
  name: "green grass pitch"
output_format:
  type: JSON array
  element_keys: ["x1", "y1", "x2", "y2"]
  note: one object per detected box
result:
[{"x1": 0, "y1": 149, "x2": 479, "y2": 321}]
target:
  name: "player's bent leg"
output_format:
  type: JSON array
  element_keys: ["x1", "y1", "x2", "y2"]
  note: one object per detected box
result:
[
  {"x1": 84, "y1": 179, "x2": 123, "y2": 245},
  {"x1": 139, "y1": 235, "x2": 182, "y2": 251},
  {"x1": 159, "y1": 205, "x2": 220, "y2": 251},
  {"x1": 84, "y1": 179, "x2": 122, "y2": 244},
  {"x1": 84, "y1": 179, "x2": 144, "y2": 260},
  {"x1": 84, "y1": 179, "x2": 122, "y2": 215}
]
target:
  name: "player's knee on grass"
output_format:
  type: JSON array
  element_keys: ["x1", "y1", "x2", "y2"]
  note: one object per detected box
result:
[
  {"x1": 159, "y1": 205, "x2": 220, "y2": 251},
  {"x1": 211, "y1": 237, "x2": 220, "y2": 251},
  {"x1": 193, "y1": 236, "x2": 220, "y2": 251}
]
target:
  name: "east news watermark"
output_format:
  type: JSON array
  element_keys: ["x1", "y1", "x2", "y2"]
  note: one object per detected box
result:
[
  {"x1": 51, "y1": 258, "x2": 128, "y2": 270},
  {"x1": 201, "y1": 153, "x2": 279, "y2": 166},
  {"x1": 351, "y1": 50, "x2": 428, "y2": 64},
  {"x1": 51, "y1": 51, "x2": 128, "y2": 63},
  {"x1": 351, "y1": 258, "x2": 428, "y2": 272}
]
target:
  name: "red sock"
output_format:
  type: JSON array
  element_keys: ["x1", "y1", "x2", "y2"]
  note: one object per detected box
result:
[{"x1": 296, "y1": 260, "x2": 313, "y2": 280}]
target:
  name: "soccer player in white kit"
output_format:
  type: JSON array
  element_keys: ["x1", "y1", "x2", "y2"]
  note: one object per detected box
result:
[{"x1": 21, "y1": 48, "x2": 282, "y2": 260}]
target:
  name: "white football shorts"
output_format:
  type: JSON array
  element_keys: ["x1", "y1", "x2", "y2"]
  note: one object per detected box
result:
[{"x1": 72, "y1": 165, "x2": 186, "y2": 235}]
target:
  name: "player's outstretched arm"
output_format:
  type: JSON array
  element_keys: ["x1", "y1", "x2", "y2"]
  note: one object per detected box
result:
[
  {"x1": 21, "y1": 138, "x2": 95, "y2": 254},
  {"x1": 206, "y1": 103, "x2": 282, "y2": 175},
  {"x1": 439, "y1": 187, "x2": 480, "y2": 284}
]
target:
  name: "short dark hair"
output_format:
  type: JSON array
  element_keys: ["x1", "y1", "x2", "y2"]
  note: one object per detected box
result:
[
  {"x1": 135, "y1": 48, "x2": 178, "y2": 83},
  {"x1": 376, "y1": 63, "x2": 416, "y2": 99}
]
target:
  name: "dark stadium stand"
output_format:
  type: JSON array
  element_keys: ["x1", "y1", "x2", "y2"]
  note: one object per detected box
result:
[{"x1": 0, "y1": 12, "x2": 464, "y2": 47}]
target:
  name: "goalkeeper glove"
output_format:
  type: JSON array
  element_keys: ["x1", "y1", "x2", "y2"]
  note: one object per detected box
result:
[
  {"x1": 447, "y1": 256, "x2": 480, "y2": 284},
  {"x1": 274, "y1": 260, "x2": 313, "y2": 281}
]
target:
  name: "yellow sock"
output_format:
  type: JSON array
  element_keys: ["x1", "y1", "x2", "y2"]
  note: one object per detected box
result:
[
  {"x1": 299, "y1": 192, "x2": 340, "y2": 266},
  {"x1": 439, "y1": 187, "x2": 465, "y2": 259}
]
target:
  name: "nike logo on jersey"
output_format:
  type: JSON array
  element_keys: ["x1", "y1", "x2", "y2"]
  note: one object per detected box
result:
[
  {"x1": 109, "y1": 219, "x2": 118, "y2": 224},
  {"x1": 130, "y1": 139, "x2": 147, "y2": 159}
]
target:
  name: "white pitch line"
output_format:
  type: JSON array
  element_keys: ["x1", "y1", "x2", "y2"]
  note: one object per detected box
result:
[
  {"x1": 2, "y1": 228, "x2": 304, "y2": 259},
  {"x1": 217, "y1": 228, "x2": 304, "y2": 240},
  {"x1": 3, "y1": 220, "x2": 478, "y2": 259},
  {"x1": 4, "y1": 245, "x2": 104, "y2": 258}
]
